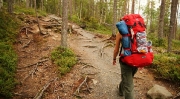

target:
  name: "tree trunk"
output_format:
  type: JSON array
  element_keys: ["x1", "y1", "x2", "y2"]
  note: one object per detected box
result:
[
  {"x1": 138, "y1": 0, "x2": 141, "y2": 14},
  {"x1": 131, "y1": 0, "x2": 135, "y2": 14},
  {"x1": 34, "y1": 0, "x2": 42, "y2": 34},
  {"x1": 0, "y1": 0, "x2": 3, "y2": 10},
  {"x1": 122, "y1": 0, "x2": 127, "y2": 16},
  {"x1": 158, "y1": 0, "x2": 165, "y2": 40},
  {"x1": 112, "y1": 0, "x2": 117, "y2": 37},
  {"x1": 26, "y1": 0, "x2": 30, "y2": 8},
  {"x1": 57, "y1": 0, "x2": 62, "y2": 16},
  {"x1": 7, "y1": 0, "x2": 13, "y2": 13},
  {"x1": 68, "y1": 0, "x2": 72, "y2": 16},
  {"x1": 40, "y1": 0, "x2": 43, "y2": 11},
  {"x1": 61, "y1": 0, "x2": 68, "y2": 47},
  {"x1": 168, "y1": 0, "x2": 178, "y2": 52}
]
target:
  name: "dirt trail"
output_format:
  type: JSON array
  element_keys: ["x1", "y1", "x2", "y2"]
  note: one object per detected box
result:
[{"x1": 13, "y1": 15, "x2": 178, "y2": 99}]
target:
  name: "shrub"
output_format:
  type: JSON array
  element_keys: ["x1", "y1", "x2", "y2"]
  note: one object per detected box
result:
[
  {"x1": 0, "y1": 11, "x2": 19, "y2": 98},
  {"x1": 0, "y1": 42, "x2": 17, "y2": 97},
  {"x1": 152, "y1": 53, "x2": 180, "y2": 82},
  {"x1": 51, "y1": 47, "x2": 77, "y2": 75}
]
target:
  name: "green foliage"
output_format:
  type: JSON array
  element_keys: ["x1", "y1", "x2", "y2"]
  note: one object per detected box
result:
[
  {"x1": 147, "y1": 33, "x2": 167, "y2": 47},
  {"x1": 0, "y1": 11, "x2": 19, "y2": 98},
  {"x1": 172, "y1": 40, "x2": 180, "y2": 51},
  {"x1": 0, "y1": 11, "x2": 20, "y2": 43},
  {"x1": 152, "y1": 53, "x2": 180, "y2": 82},
  {"x1": 51, "y1": 47, "x2": 77, "y2": 75},
  {"x1": 14, "y1": 6, "x2": 36, "y2": 15},
  {"x1": 86, "y1": 17, "x2": 99, "y2": 30},
  {"x1": 14, "y1": 5, "x2": 47, "y2": 16},
  {"x1": 0, "y1": 42, "x2": 17, "y2": 97},
  {"x1": 69, "y1": 15, "x2": 81, "y2": 24}
]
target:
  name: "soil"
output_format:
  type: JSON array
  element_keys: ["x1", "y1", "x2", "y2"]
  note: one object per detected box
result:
[{"x1": 11, "y1": 14, "x2": 179, "y2": 99}]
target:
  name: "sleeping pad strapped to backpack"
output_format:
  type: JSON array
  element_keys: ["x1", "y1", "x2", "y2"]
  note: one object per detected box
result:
[{"x1": 116, "y1": 14, "x2": 154, "y2": 67}]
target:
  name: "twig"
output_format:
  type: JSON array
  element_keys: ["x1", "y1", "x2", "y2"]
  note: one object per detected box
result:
[
  {"x1": 174, "y1": 92, "x2": 180, "y2": 99},
  {"x1": 22, "y1": 39, "x2": 32, "y2": 48},
  {"x1": 25, "y1": 27, "x2": 28, "y2": 37},
  {"x1": 21, "y1": 63, "x2": 38, "y2": 83},
  {"x1": 74, "y1": 76, "x2": 88, "y2": 95},
  {"x1": 33, "y1": 78, "x2": 58, "y2": 99},
  {"x1": 17, "y1": 59, "x2": 48, "y2": 69}
]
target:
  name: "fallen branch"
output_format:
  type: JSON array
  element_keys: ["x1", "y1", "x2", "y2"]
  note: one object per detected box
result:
[
  {"x1": 21, "y1": 63, "x2": 38, "y2": 83},
  {"x1": 17, "y1": 59, "x2": 49, "y2": 69},
  {"x1": 73, "y1": 76, "x2": 88, "y2": 95},
  {"x1": 33, "y1": 78, "x2": 58, "y2": 99},
  {"x1": 174, "y1": 92, "x2": 180, "y2": 99},
  {"x1": 22, "y1": 39, "x2": 32, "y2": 48},
  {"x1": 80, "y1": 62, "x2": 97, "y2": 69},
  {"x1": 99, "y1": 41, "x2": 114, "y2": 58}
]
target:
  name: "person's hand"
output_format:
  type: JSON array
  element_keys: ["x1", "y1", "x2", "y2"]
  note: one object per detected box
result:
[{"x1": 113, "y1": 59, "x2": 116, "y2": 65}]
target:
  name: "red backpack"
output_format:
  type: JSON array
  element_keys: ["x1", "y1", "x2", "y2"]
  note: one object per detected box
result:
[{"x1": 117, "y1": 14, "x2": 154, "y2": 67}]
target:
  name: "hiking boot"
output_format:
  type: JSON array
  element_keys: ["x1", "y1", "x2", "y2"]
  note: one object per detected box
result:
[{"x1": 117, "y1": 85, "x2": 124, "y2": 96}]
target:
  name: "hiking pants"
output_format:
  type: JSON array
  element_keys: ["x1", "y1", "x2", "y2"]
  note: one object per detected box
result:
[{"x1": 119, "y1": 62, "x2": 138, "y2": 99}]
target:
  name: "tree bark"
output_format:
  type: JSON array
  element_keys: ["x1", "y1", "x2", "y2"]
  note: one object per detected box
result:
[
  {"x1": 138, "y1": 0, "x2": 141, "y2": 14},
  {"x1": 168, "y1": 0, "x2": 178, "y2": 52},
  {"x1": 131, "y1": 0, "x2": 135, "y2": 14},
  {"x1": 0, "y1": 0, "x2": 3, "y2": 10},
  {"x1": 26, "y1": 0, "x2": 30, "y2": 8},
  {"x1": 112, "y1": 0, "x2": 117, "y2": 37},
  {"x1": 34, "y1": 0, "x2": 42, "y2": 34},
  {"x1": 158, "y1": 0, "x2": 165, "y2": 40},
  {"x1": 61, "y1": 0, "x2": 68, "y2": 47},
  {"x1": 7, "y1": 0, "x2": 13, "y2": 13}
]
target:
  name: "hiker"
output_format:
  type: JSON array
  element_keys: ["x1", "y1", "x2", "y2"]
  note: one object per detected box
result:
[
  {"x1": 113, "y1": 14, "x2": 153, "y2": 99},
  {"x1": 113, "y1": 32, "x2": 138, "y2": 99}
]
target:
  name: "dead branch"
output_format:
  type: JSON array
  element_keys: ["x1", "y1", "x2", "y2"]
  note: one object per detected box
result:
[
  {"x1": 73, "y1": 76, "x2": 88, "y2": 95},
  {"x1": 83, "y1": 45, "x2": 97, "y2": 48},
  {"x1": 80, "y1": 62, "x2": 97, "y2": 69},
  {"x1": 17, "y1": 59, "x2": 49, "y2": 69},
  {"x1": 174, "y1": 92, "x2": 180, "y2": 99},
  {"x1": 33, "y1": 78, "x2": 58, "y2": 99},
  {"x1": 99, "y1": 41, "x2": 114, "y2": 58},
  {"x1": 22, "y1": 39, "x2": 32, "y2": 48},
  {"x1": 21, "y1": 63, "x2": 38, "y2": 83}
]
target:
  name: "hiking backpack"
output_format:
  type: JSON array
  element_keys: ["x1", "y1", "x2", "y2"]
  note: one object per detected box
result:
[{"x1": 116, "y1": 14, "x2": 154, "y2": 67}]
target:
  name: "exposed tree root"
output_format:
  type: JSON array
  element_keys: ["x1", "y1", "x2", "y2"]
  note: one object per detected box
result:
[
  {"x1": 33, "y1": 77, "x2": 58, "y2": 99},
  {"x1": 73, "y1": 76, "x2": 91, "y2": 96},
  {"x1": 17, "y1": 59, "x2": 48, "y2": 69}
]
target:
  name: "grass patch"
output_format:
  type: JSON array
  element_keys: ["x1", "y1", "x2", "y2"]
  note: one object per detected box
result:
[{"x1": 51, "y1": 47, "x2": 77, "y2": 75}]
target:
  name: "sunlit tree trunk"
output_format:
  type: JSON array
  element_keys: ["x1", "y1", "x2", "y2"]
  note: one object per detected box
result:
[
  {"x1": 112, "y1": 0, "x2": 117, "y2": 37},
  {"x1": 0, "y1": 0, "x2": 3, "y2": 10},
  {"x1": 40, "y1": 0, "x2": 43, "y2": 11},
  {"x1": 34, "y1": 0, "x2": 42, "y2": 34},
  {"x1": 61, "y1": 0, "x2": 68, "y2": 47},
  {"x1": 26, "y1": 0, "x2": 30, "y2": 8},
  {"x1": 7, "y1": 0, "x2": 13, "y2": 13},
  {"x1": 68, "y1": 0, "x2": 72, "y2": 16},
  {"x1": 158, "y1": 0, "x2": 165, "y2": 40},
  {"x1": 131, "y1": 0, "x2": 135, "y2": 14},
  {"x1": 168, "y1": 0, "x2": 178, "y2": 52},
  {"x1": 146, "y1": 0, "x2": 150, "y2": 31},
  {"x1": 57, "y1": 0, "x2": 62, "y2": 16},
  {"x1": 127, "y1": 0, "x2": 130, "y2": 14},
  {"x1": 122, "y1": 0, "x2": 127, "y2": 15},
  {"x1": 79, "y1": 1, "x2": 82, "y2": 20},
  {"x1": 138, "y1": 0, "x2": 141, "y2": 14}
]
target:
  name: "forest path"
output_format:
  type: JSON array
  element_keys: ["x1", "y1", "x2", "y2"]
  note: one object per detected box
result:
[{"x1": 13, "y1": 14, "x2": 178, "y2": 99}]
